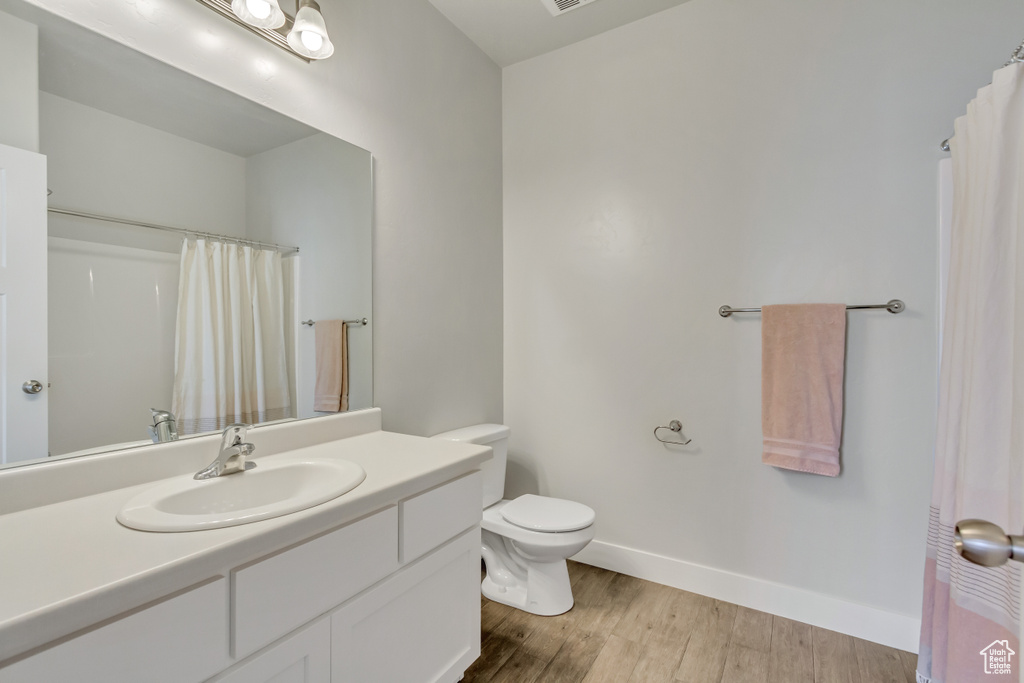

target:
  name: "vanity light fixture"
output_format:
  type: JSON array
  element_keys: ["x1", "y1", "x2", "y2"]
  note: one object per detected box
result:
[
  {"x1": 287, "y1": 0, "x2": 334, "y2": 59},
  {"x1": 196, "y1": 0, "x2": 334, "y2": 61},
  {"x1": 230, "y1": 0, "x2": 285, "y2": 29}
]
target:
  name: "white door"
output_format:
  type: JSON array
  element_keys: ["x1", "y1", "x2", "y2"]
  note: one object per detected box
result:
[{"x1": 0, "y1": 142, "x2": 48, "y2": 463}]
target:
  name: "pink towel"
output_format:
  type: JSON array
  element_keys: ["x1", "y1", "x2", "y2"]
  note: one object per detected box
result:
[
  {"x1": 761, "y1": 304, "x2": 846, "y2": 477},
  {"x1": 314, "y1": 320, "x2": 349, "y2": 413}
]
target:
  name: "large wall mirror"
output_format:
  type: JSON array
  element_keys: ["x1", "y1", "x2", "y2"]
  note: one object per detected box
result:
[{"x1": 0, "y1": 0, "x2": 373, "y2": 469}]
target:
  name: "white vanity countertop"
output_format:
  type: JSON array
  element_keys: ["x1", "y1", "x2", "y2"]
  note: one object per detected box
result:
[{"x1": 0, "y1": 428, "x2": 490, "y2": 664}]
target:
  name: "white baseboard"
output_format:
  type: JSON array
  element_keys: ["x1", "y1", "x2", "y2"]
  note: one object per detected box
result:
[{"x1": 573, "y1": 540, "x2": 920, "y2": 653}]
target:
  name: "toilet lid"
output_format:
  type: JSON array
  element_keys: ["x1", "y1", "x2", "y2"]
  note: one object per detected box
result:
[{"x1": 500, "y1": 495, "x2": 595, "y2": 533}]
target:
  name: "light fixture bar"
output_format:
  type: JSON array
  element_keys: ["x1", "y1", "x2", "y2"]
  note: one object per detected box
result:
[{"x1": 195, "y1": 0, "x2": 311, "y2": 62}]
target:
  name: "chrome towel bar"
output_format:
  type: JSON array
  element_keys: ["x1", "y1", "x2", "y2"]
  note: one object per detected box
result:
[
  {"x1": 718, "y1": 299, "x2": 905, "y2": 318},
  {"x1": 301, "y1": 318, "x2": 368, "y2": 327}
]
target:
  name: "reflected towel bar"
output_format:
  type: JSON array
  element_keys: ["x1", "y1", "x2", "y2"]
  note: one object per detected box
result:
[
  {"x1": 718, "y1": 299, "x2": 905, "y2": 318},
  {"x1": 302, "y1": 318, "x2": 368, "y2": 327}
]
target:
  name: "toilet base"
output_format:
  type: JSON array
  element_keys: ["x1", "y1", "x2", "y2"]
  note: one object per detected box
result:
[{"x1": 481, "y1": 557, "x2": 574, "y2": 616}]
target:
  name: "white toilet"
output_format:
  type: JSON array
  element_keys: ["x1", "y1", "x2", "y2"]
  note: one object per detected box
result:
[{"x1": 432, "y1": 424, "x2": 595, "y2": 616}]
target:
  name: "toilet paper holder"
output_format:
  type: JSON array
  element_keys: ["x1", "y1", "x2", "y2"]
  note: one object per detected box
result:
[{"x1": 654, "y1": 420, "x2": 691, "y2": 446}]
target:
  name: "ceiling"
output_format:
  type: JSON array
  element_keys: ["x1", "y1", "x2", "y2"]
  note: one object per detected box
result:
[{"x1": 427, "y1": 0, "x2": 693, "y2": 67}]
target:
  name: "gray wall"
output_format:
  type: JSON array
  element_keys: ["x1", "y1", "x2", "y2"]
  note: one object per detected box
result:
[
  {"x1": 503, "y1": 0, "x2": 1024, "y2": 645},
  {"x1": 246, "y1": 134, "x2": 374, "y2": 417},
  {"x1": 25, "y1": 0, "x2": 504, "y2": 437},
  {"x1": 42, "y1": 92, "x2": 247, "y2": 240},
  {"x1": 0, "y1": 9, "x2": 37, "y2": 152}
]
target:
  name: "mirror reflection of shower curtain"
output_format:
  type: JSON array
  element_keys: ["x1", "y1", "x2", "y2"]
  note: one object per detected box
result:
[{"x1": 171, "y1": 238, "x2": 292, "y2": 435}]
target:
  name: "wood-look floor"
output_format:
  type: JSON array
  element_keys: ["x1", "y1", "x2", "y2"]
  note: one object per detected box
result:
[{"x1": 463, "y1": 561, "x2": 917, "y2": 683}]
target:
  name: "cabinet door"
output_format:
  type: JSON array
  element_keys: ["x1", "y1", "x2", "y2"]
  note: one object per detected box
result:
[
  {"x1": 208, "y1": 618, "x2": 330, "y2": 683},
  {"x1": 331, "y1": 529, "x2": 481, "y2": 683}
]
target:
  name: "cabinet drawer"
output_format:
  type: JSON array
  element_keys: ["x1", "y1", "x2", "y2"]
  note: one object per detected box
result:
[
  {"x1": 400, "y1": 471, "x2": 482, "y2": 564},
  {"x1": 0, "y1": 579, "x2": 230, "y2": 683},
  {"x1": 233, "y1": 507, "x2": 398, "y2": 658}
]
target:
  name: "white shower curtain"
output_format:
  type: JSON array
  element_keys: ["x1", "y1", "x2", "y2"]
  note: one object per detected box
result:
[
  {"x1": 171, "y1": 238, "x2": 292, "y2": 435},
  {"x1": 917, "y1": 63, "x2": 1024, "y2": 682}
]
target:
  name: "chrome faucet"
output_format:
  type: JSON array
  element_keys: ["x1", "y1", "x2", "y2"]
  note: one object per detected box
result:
[
  {"x1": 148, "y1": 409, "x2": 178, "y2": 443},
  {"x1": 194, "y1": 424, "x2": 256, "y2": 480}
]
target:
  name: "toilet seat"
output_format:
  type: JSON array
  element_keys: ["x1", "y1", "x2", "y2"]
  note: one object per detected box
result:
[
  {"x1": 482, "y1": 501, "x2": 594, "y2": 547},
  {"x1": 500, "y1": 494, "x2": 595, "y2": 533}
]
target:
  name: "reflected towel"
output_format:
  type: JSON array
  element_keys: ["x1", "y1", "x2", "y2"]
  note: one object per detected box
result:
[
  {"x1": 761, "y1": 304, "x2": 846, "y2": 477},
  {"x1": 314, "y1": 320, "x2": 349, "y2": 413}
]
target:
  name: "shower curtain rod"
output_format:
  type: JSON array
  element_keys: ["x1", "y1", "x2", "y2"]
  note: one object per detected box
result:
[
  {"x1": 47, "y1": 206, "x2": 300, "y2": 254},
  {"x1": 940, "y1": 38, "x2": 1024, "y2": 151}
]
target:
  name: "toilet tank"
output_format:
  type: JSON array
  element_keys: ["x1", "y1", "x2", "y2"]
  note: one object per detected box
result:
[{"x1": 432, "y1": 424, "x2": 510, "y2": 508}]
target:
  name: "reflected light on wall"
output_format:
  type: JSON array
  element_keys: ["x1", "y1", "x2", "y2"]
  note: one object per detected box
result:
[
  {"x1": 132, "y1": 0, "x2": 162, "y2": 22},
  {"x1": 195, "y1": 29, "x2": 224, "y2": 51},
  {"x1": 195, "y1": 0, "x2": 334, "y2": 61},
  {"x1": 254, "y1": 58, "x2": 278, "y2": 80}
]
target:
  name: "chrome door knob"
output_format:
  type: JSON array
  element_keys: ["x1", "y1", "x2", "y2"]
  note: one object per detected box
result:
[
  {"x1": 954, "y1": 519, "x2": 1024, "y2": 567},
  {"x1": 21, "y1": 380, "x2": 43, "y2": 395}
]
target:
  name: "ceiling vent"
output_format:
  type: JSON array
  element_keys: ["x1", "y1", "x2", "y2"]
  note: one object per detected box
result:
[{"x1": 539, "y1": 0, "x2": 599, "y2": 17}]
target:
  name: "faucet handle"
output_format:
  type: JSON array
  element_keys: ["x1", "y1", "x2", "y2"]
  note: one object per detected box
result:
[
  {"x1": 220, "y1": 423, "x2": 251, "y2": 448},
  {"x1": 150, "y1": 408, "x2": 176, "y2": 424},
  {"x1": 194, "y1": 424, "x2": 256, "y2": 480}
]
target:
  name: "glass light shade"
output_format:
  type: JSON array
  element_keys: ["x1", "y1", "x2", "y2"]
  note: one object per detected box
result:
[
  {"x1": 231, "y1": 0, "x2": 285, "y2": 29},
  {"x1": 287, "y1": 0, "x2": 334, "y2": 60}
]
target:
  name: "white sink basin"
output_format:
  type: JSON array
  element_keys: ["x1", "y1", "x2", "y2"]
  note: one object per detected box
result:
[{"x1": 117, "y1": 458, "x2": 366, "y2": 532}]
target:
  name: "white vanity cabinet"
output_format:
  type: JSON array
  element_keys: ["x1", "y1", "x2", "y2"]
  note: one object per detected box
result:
[
  {"x1": 213, "y1": 470, "x2": 483, "y2": 683},
  {"x1": 0, "y1": 470, "x2": 484, "y2": 683}
]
